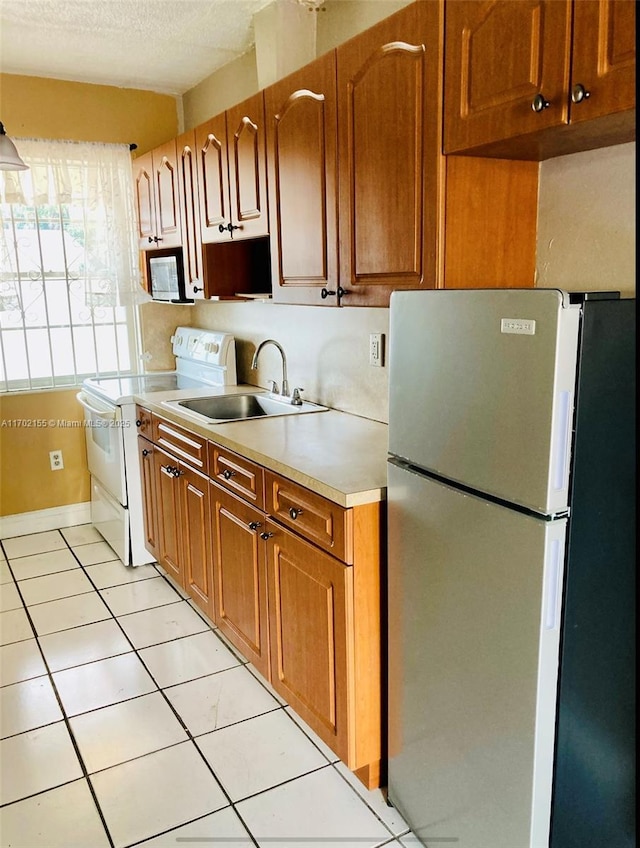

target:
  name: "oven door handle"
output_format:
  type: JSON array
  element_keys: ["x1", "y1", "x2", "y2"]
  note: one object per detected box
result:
[{"x1": 76, "y1": 391, "x2": 118, "y2": 420}]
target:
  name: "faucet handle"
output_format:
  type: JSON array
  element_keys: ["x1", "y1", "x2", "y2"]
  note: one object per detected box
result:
[
  {"x1": 291, "y1": 387, "x2": 304, "y2": 406},
  {"x1": 268, "y1": 380, "x2": 280, "y2": 395}
]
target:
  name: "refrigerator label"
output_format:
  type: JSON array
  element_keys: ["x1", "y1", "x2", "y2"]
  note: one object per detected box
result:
[{"x1": 500, "y1": 318, "x2": 536, "y2": 335}]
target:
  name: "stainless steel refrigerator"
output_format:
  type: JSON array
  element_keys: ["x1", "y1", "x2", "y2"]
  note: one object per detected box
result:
[{"x1": 387, "y1": 289, "x2": 635, "y2": 848}]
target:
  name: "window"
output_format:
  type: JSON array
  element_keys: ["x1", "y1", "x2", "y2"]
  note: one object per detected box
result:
[{"x1": 0, "y1": 138, "x2": 148, "y2": 392}]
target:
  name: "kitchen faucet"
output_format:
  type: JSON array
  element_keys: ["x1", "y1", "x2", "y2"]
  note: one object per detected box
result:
[{"x1": 251, "y1": 339, "x2": 290, "y2": 398}]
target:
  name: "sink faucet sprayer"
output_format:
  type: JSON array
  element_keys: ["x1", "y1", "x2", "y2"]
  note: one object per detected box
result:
[{"x1": 250, "y1": 339, "x2": 290, "y2": 398}]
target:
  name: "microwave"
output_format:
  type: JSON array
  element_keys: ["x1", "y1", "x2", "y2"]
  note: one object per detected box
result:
[{"x1": 147, "y1": 249, "x2": 194, "y2": 303}]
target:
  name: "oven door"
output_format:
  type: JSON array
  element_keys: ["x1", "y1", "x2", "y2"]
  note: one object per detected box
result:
[{"x1": 76, "y1": 391, "x2": 127, "y2": 506}]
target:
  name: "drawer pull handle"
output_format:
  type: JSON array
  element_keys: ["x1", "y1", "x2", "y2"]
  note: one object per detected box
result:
[
  {"x1": 260, "y1": 532, "x2": 275, "y2": 540},
  {"x1": 289, "y1": 507, "x2": 303, "y2": 520},
  {"x1": 248, "y1": 521, "x2": 262, "y2": 531},
  {"x1": 222, "y1": 469, "x2": 236, "y2": 480}
]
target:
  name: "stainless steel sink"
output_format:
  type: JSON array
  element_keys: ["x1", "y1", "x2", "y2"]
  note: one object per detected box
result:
[{"x1": 162, "y1": 392, "x2": 327, "y2": 424}]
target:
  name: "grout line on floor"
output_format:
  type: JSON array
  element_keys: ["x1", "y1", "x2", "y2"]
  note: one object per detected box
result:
[{"x1": 2, "y1": 524, "x2": 411, "y2": 846}]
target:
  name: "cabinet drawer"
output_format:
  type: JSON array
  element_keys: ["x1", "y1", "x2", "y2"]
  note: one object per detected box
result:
[
  {"x1": 265, "y1": 471, "x2": 351, "y2": 563},
  {"x1": 209, "y1": 442, "x2": 264, "y2": 508},
  {"x1": 135, "y1": 405, "x2": 153, "y2": 438},
  {"x1": 152, "y1": 415, "x2": 208, "y2": 473}
]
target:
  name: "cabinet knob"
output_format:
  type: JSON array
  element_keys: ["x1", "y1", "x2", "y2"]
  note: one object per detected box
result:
[
  {"x1": 321, "y1": 288, "x2": 336, "y2": 299},
  {"x1": 337, "y1": 287, "x2": 350, "y2": 298},
  {"x1": 193, "y1": 286, "x2": 202, "y2": 294},
  {"x1": 147, "y1": 236, "x2": 154, "y2": 244},
  {"x1": 136, "y1": 419, "x2": 142, "y2": 427},
  {"x1": 248, "y1": 521, "x2": 262, "y2": 531},
  {"x1": 288, "y1": 507, "x2": 303, "y2": 520},
  {"x1": 571, "y1": 83, "x2": 591, "y2": 104},
  {"x1": 142, "y1": 448, "x2": 151, "y2": 457},
  {"x1": 222, "y1": 469, "x2": 236, "y2": 480},
  {"x1": 227, "y1": 223, "x2": 241, "y2": 232},
  {"x1": 260, "y1": 531, "x2": 275, "y2": 540},
  {"x1": 218, "y1": 223, "x2": 228, "y2": 234},
  {"x1": 531, "y1": 93, "x2": 551, "y2": 113}
]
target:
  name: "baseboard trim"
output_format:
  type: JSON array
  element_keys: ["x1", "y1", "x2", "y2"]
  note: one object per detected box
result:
[{"x1": 0, "y1": 502, "x2": 91, "y2": 539}]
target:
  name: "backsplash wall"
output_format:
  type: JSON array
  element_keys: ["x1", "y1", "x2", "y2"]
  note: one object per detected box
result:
[{"x1": 193, "y1": 302, "x2": 391, "y2": 423}]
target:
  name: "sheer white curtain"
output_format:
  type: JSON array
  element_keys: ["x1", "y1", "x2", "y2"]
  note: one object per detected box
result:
[
  {"x1": 0, "y1": 137, "x2": 148, "y2": 307},
  {"x1": 0, "y1": 139, "x2": 148, "y2": 390}
]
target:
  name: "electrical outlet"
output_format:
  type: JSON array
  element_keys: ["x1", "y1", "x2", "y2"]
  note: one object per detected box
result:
[
  {"x1": 369, "y1": 333, "x2": 384, "y2": 367},
  {"x1": 49, "y1": 450, "x2": 64, "y2": 471}
]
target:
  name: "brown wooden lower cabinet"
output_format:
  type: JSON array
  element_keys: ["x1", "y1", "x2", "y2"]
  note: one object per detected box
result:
[
  {"x1": 210, "y1": 482, "x2": 270, "y2": 679},
  {"x1": 137, "y1": 409, "x2": 383, "y2": 788},
  {"x1": 138, "y1": 436, "x2": 160, "y2": 562},
  {"x1": 143, "y1": 437, "x2": 214, "y2": 620},
  {"x1": 265, "y1": 520, "x2": 351, "y2": 761},
  {"x1": 152, "y1": 444, "x2": 183, "y2": 586},
  {"x1": 180, "y1": 464, "x2": 214, "y2": 620},
  {"x1": 265, "y1": 512, "x2": 382, "y2": 789}
]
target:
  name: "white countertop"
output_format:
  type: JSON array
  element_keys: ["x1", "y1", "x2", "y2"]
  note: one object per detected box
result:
[{"x1": 134, "y1": 384, "x2": 389, "y2": 508}]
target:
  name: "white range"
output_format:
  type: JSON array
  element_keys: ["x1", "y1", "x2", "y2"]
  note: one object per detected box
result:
[{"x1": 77, "y1": 326, "x2": 237, "y2": 565}]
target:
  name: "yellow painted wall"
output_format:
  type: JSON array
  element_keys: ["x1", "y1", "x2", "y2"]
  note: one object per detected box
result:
[
  {"x1": 0, "y1": 390, "x2": 89, "y2": 515},
  {"x1": 0, "y1": 74, "x2": 178, "y2": 154},
  {"x1": 0, "y1": 75, "x2": 179, "y2": 516}
]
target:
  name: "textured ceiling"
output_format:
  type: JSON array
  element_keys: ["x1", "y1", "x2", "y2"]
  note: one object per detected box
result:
[{"x1": 0, "y1": 0, "x2": 278, "y2": 95}]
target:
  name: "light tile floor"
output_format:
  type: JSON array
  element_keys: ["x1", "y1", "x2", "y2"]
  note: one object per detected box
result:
[{"x1": 0, "y1": 525, "x2": 420, "y2": 848}]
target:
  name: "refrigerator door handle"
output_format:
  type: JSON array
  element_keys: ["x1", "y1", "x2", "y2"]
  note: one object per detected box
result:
[
  {"x1": 543, "y1": 538, "x2": 563, "y2": 630},
  {"x1": 551, "y1": 390, "x2": 572, "y2": 493}
]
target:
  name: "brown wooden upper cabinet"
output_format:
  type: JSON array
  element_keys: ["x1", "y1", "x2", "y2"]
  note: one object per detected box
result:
[
  {"x1": 196, "y1": 92, "x2": 269, "y2": 244},
  {"x1": 444, "y1": 0, "x2": 636, "y2": 160},
  {"x1": 133, "y1": 139, "x2": 182, "y2": 251},
  {"x1": 336, "y1": 0, "x2": 444, "y2": 307},
  {"x1": 176, "y1": 130, "x2": 204, "y2": 299},
  {"x1": 265, "y1": 51, "x2": 339, "y2": 306}
]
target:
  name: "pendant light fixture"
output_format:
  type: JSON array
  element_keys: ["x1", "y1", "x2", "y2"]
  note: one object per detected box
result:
[{"x1": 0, "y1": 122, "x2": 29, "y2": 170}]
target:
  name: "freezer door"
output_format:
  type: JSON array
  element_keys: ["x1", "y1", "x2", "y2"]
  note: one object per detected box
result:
[
  {"x1": 389, "y1": 289, "x2": 580, "y2": 514},
  {"x1": 387, "y1": 461, "x2": 567, "y2": 848}
]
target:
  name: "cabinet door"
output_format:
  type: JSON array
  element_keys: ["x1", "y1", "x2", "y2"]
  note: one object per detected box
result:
[
  {"x1": 265, "y1": 520, "x2": 352, "y2": 761},
  {"x1": 137, "y1": 436, "x2": 159, "y2": 561},
  {"x1": 265, "y1": 51, "x2": 339, "y2": 306},
  {"x1": 196, "y1": 114, "x2": 230, "y2": 244},
  {"x1": 176, "y1": 130, "x2": 204, "y2": 298},
  {"x1": 133, "y1": 150, "x2": 156, "y2": 251},
  {"x1": 180, "y1": 464, "x2": 214, "y2": 619},
  {"x1": 152, "y1": 445, "x2": 183, "y2": 585},
  {"x1": 570, "y1": 0, "x2": 636, "y2": 124},
  {"x1": 226, "y1": 92, "x2": 269, "y2": 240},
  {"x1": 210, "y1": 484, "x2": 270, "y2": 679},
  {"x1": 443, "y1": 0, "x2": 572, "y2": 153},
  {"x1": 337, "y1": 0, "x2": 444, "y2": 306},
  {"x1": 152, "y1": 138, "x2": 182, "y2": 249}
]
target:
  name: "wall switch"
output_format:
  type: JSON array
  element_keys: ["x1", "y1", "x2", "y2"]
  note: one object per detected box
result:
[
  {"x1": 369, "y1": 333, "x2": 384, "y2": 367},
  {"x1": 49, "y1": 450, "x2": 64, "y2": 471}
]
